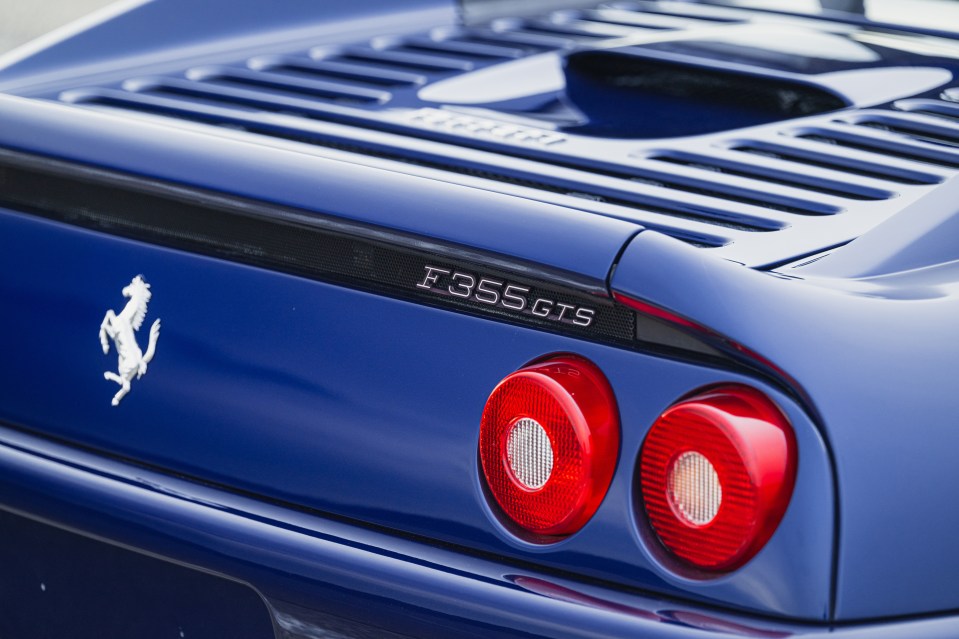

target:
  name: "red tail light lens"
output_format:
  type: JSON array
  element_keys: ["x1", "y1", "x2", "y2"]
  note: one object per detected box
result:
[
  {"x1": 479, "y1": 356, "x2": 619, "y2": 538},
  {"x1": 640, "y1": 385, "x2": 796, "y2": 572}
]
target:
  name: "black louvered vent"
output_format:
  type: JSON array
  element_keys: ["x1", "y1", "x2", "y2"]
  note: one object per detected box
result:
[
  {"x1": 57, "y1": 4, "x2": 760, "y2": 251},
  {"x1": 485, "y1": 2, "x2": 744, "y2": 44},
  {"x1": 53, "y1": 2, "x2": 959, "y2": 266},
  {"x1": 776, "y1": 92, "x2": 959, "y2": 171},
  {"x1": 895, "y1": 97, "x2": 959, "y2": 125},
  {"x1": 724, "y1": 140, "x2": 943, "y2": 186},
  {"x1": 646, "y1": 150, "x2": 896, "y2": 201},
  {"x1": 852, "y1": 113, "x2": 959, "y2": 148},
  {"x1": 777, "y1": 91, "x2": 959, "y2": 172},
  {"x1": 790, "y1": 126, "x2": 959, "y2": 170},
  {"x1": 62, "y1": 33, "x2": 553, "y2": 120}
]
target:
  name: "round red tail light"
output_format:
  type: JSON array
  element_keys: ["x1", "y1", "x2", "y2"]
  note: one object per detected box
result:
[
  {"x1": 640, "y1": 385, "x2": 796, "y2": 572},
  {"x1": 479, "y1": 356, "x2": 619, "y2": 538}
]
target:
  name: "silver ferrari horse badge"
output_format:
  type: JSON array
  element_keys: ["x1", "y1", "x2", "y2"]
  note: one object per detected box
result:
[{"x1": 99, "y1": 275, "x2": 161, "y2": 406}]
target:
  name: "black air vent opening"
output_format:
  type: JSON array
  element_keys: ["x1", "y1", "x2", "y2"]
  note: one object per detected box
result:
[
  {"x1": 854, "y1": 116, "x2": 959, "y2": 148},
  {"x1": 135, "y1": 82, "x2": 341, "y2": 115},
  {"x1": 606, "y1": 2, "x2": 745, "y2": 24},
  {"x1": 562, "y1": 50, "x2": 848, "y2": 138},
  {"x1": 444, "y1": 31, "x2": 557, "y2": 53},
  {"x1": 647, "y1": 151, "x2": 895, "y2": 200},
  {"x1": 67, "y1": 90, "x2": 752, "y2": 248},
  {"x1": 58, "y1": 1, "x2": 957, "y2": 262},
  {"x1": 324, "y1": 51, "x2": 468, "y2": 74},
  {"x1": 795, "y1": 128, "x2": 959, "y2": 170},
  {"x1": 490, "y1": 16, "x2": 630, "y2": 43},
  {"x1": 254, "y1": 59, "x2": 424, "y2": 88},
  {"x1": 729, "y1": 141, "x2": 942, "y2": 186},
  {"x1": 896, "y1": 100, "x2": 959, "y2": 124},
  {"x1": 391, "y1": 40, "x2": 524, "y2": 61},
  {"x1": 191, "y1": 70, "x2": 389, "y2": 105}
]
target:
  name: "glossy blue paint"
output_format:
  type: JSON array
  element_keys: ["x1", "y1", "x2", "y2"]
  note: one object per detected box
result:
[
  {"x1": 6, "y1": 3, "x2": 958, "y2": 267},
  {"x1": 0, "y1": 424, "x2": 947, "y2": 639},
  {"x1": 0, "y1": 509, "x2": 276, "y2": 639},
  {"x1": 2, "y1": 0, "x2": 959, "y2": 634},
  {"x1": 800, "y1": 176, "x2": 959, "y2": 277},
  {"x1": 0, "y1": 93, "x2": 637, "y2": 289},
  {"x1": 0, "y1": 0, "x2": 455, "y2": 92},
  {"x1": 612, "y1": 230, "x2": 959, "y2": 620},
  {"x1": 0, "y1": 207, "x2": 833, "y2": 619}
]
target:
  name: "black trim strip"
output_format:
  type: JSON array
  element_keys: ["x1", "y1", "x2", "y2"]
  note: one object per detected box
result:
[
  {"x1": 0, "y1": 148, "x2": 631, "y2": 344},
  {"x1": 0, "y1": 147, "x2": 727, "y2": 360}
]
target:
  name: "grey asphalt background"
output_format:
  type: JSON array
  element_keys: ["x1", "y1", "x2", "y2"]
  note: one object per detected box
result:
[{"x1": 0, "y1": 0, "x2": 116, "y2": 55}]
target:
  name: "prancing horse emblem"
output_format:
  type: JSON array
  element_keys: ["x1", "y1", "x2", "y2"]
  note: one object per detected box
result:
[{"x1": 99, "y1": 276, "x2": 161, "y2": 406}]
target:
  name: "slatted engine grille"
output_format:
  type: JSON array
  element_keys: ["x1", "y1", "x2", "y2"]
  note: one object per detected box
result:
[
  {"x1": 779, "y1": 91, "x2": 959, "y2": 173},
  {"x1": 53, "y1": 1, "x2": 959, "y2": 265}
]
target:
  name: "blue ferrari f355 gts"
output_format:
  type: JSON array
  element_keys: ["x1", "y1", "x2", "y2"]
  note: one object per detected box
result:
[{"x1": 1, "y1": 0, "x2": 959, "y2": 637}]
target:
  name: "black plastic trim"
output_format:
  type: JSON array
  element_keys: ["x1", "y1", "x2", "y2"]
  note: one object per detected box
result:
[{"x1": 0, "y1": 147, "x2": 731, "y2": 362}]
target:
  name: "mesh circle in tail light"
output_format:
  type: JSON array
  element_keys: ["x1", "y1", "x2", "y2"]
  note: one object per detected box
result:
[
  {"x1": 640, "y1": 385, "x2": 796, "y2": 572},
  {"x1": 479, "y1": 356, "x2": 619, "y2": 538}
]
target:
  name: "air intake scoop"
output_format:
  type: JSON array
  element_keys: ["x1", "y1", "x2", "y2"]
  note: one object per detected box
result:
[
  {"x1": 563, "y1": 48, "x2": 849, "y2": 137},
  {"x1": 419, "y1": 24, "x2": 952, "y2": 139}
]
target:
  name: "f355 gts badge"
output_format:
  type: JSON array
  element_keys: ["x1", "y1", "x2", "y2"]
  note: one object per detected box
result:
[{"x1": 99, "y1": 275, "x2": 161, "y2": 406}]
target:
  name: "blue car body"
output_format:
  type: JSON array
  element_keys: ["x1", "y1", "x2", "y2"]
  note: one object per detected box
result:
[{"x1": 1, "y1": 0, "x2": 958, "y2": 636}]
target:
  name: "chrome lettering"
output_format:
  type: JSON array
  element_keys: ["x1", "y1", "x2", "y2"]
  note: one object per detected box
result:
[
  {"x1": 554, "y1": 302, "x2": 575, "y2": 322},
  {"x1": 501, "y1": 284, "x2": 529, "y2": 311},
  {"x1": 475, "y1": 278, "x2": 503, "y2": 305},
  {"x1": 449, "y1": 272, "x2": 476, "y2": 298},
  {"x1": 415, "y1": 266, "x2": 597, "y2": 330},
  {"x1": 531, "y1": 298, "x2": 553, "y2": 317},
  {"x1": 573, "y1": 308, "x2": 595, "y2": 327},
  {"x1": 416, "y1": 265, "x2": 450, "y2": 290}
]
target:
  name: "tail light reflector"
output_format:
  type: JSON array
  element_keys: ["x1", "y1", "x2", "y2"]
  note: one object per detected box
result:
[
  {"x1": 640, "y1": 385, "x2": 796, "y2": 571},
  {"x1": 479, "y1": 356, "x2": 619, "y2": 538}
]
